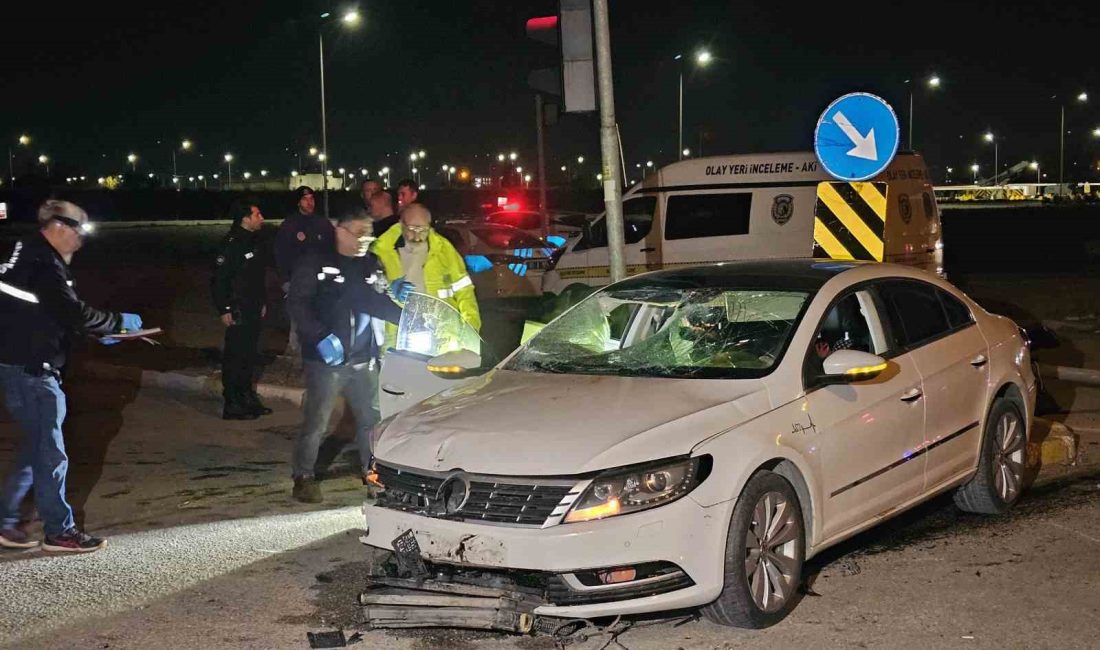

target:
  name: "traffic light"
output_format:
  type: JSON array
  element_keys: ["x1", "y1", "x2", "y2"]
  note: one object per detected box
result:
[{"x1": 526, "y1": 0, "x2": 595, "y2": 113}]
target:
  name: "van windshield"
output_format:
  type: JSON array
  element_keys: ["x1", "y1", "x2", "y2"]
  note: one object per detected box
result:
[{"x1": 506, "y1": 284, "x2": 810, "y2": 379}]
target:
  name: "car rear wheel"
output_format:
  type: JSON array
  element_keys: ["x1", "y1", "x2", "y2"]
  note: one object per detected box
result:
[
  {"x1": 702, "y1": 471, "x2": 804, "y2": 629},
  {"x1": 953, "y1": 398, "x2": 1027, "y2": 514}
]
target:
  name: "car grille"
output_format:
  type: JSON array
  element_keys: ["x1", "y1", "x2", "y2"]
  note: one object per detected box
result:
[{"x1": 375, "y1": 463, "x2": 574, "y2": 527}]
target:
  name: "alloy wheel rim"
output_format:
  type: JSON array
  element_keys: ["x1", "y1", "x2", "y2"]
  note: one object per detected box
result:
[
  {"x1": 993, "y1": 411, "x2": 1025, "y2": 503},
  {"x1": 744, "y1": 491, "x2": 801, "y2": 613}
]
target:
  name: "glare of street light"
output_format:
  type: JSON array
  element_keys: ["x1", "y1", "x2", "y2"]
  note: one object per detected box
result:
[
  {"x1": 577, "y1": 156, "x2": 584, "y2": 164},
  {"x1": 682, "y1": 148, "x2": 691, "y2": 157},
  {"x1": 261, "y1": 170, "x2": 268, "y2": 176},
  {"x1": 212, "y1": 174, "x2": 219, "y2": 179},
  {"x1": 338, "y1": 167, "x2": 346, "y2": 174},
  {"x1": 147, "y1": 173, "x2": 154, "y2": 178},
  {"x1": 442, "y1": 164, "x2": 449, "y2": 171},
  {"x1": 197, "y1": 175, "x2": 204, "y2": 180},
  {"x1": 309, "y1": 147, "x2": 319, "y2": 156},
  {"x1": 411, "y1": 167, "x2": 418, "y2": 174},
  {"x1": 419, "y1": 150, "x2": 426, "y2": 158},
  {"x1": 1077, "y1": 92, "x2": 1088, "y2": 102},
  {"x1": 509, "y1": 152, "x2": 518, "y2": 161},
  {"x1": 291, "y1": 171, "x2": 298, "y2": 177},
  {"x1": 18, "y1": 134, "x2": 30, "y2": 145},
  {"x1": 381, "y1": 166, "x2": 390, "y2": 174},
  {"x1": 410, "y1": 153, "x2": 418, "y2": 161},
  {"x1": 596, "y1": 173, "x2": 603, "y2": 181},
  {"x1": 928, "y1": 75, "x2": 941, "y2": 88},
  {"x1": 342, "y1": 10, "x2": 360, "y2": 25},
  {"x1": 516, "y1": 166, "x2": 523, "y2": 173},
  {"x1": 947, "y1": 167, "x2": 953, "y2": 173},
  {"x1": 317, "y1": 153, "x2": 326, "y2": 161},
  {"x1": 97, "y1": 177, "x2": 105, "y2": 185},
  {"x1": 560, "y1": 165, "x2": 567, "y2": 171},
  {"x1": 224, "y1": 153, "x2": 233, "y2": 162},
  {"x1": 449, "y1": 166, "x2": 455, "y2": 173},
  {"x1": 181, "y1": 139, "x2": 192, "y2": 150},
  {"x1": 970, "y1": 164, "x2": 980, "y2": 172},
  {"x1": 646, "y1": 160, "x2": 654, "y2": 167},
  {"x1": 983, "y1": 132, "x2": 994, "y2": 142},
  {"x1": 1093, "y1": 127, "x2": 1100, "y2": 138},
  {"x1": 497, "y1": 154, "x2": 505, "y2": 162},
  {"x1": 326, "y1": 170, "x2": 333, "y2": 176},
  {"x1": 695, "y1": 49, "x2": 713, "y2": 65},
  {"x1": 127, "y1": 153, "x2": 137, "y2": 163},
  {"x1": 361, "y1": 168, "x2": 368, "y2": 176},
  {"x1": 524, "y1": 174, "x2": 532, "y2": 182},
  {"x1": 1029, "y1": 161, "x2": 1039, "y2": 170},
  {"x1": 38, "y1": 155, "x2": 48, "y2": 164}
]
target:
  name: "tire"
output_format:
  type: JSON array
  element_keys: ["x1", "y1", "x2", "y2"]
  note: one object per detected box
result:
[
  {"x1": 953, "y1": 398, "x2": 1027, "y2": 514},
  {"x1": 702, "y1": 471, "x2": 805, "y2": 629}
]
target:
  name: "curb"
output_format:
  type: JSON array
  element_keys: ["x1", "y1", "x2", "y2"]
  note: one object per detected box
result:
[
  {"x1": 77, "y1": 361, "x2": 306, "y2": 407},
  {"x1": 1034, "y1": 418, "x2": 1079, "y2": 466}
]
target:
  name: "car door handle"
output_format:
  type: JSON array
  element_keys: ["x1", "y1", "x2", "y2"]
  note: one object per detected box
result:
[
  {"x1": 381, "y1": 385, "x2": 405, "y2": 396},
  {"x1": 970, "y1": 354, "x2": 988, "y2": 367},
  {"x1": 640, "y1": 247, "x2": 656, "y2": 253},
  {"x1": 899, "y1": 387, "x2": 923, "y2": 402}
]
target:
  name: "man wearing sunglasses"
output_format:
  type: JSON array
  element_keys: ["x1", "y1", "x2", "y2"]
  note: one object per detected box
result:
[
  {"x1": 286, "y1": 212, "x2": 411, "y2": 503},
  {"x1": 0, "y1": 200, "x2": 143, "y2": 553}
]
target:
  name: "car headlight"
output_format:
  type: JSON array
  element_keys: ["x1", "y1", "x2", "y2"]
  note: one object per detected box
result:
[{"x1": 563, "y1": 456, "x2": 710, "y2": 524}]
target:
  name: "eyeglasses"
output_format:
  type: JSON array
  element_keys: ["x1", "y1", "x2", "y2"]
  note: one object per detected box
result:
[
  {"x1": 51, "y1": 215, "x2": 94, "y2": 237},
  {"x1": 403, "y1": 225, "x2": 429, "y2": 233}
]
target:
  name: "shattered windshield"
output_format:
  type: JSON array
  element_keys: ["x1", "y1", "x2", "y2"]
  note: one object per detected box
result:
[
  {"x1": 506, "y1": 286, "x2": 810, "y2": 379},
  {"x1": 396, "y1": 292, "x2": 482, "y2": 357}
]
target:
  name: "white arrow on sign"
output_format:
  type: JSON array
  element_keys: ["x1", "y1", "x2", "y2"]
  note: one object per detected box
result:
[{"x1": 832, "y1": 111, "x2": 878, "y2": 161}]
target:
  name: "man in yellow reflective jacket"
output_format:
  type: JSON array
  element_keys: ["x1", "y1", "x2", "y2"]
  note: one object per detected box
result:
[{"x1": 371, "y1": 203, "x2": 480, "y2": 347}]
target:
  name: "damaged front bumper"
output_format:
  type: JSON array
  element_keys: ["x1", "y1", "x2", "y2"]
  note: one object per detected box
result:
[{"x1": 361, "y1": 494, "x2": 730, "y2": 618}]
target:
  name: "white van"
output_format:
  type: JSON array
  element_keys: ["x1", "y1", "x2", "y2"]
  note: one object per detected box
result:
[{"x1": 542, "y1": 151, "x2": 944, "y2": 295}]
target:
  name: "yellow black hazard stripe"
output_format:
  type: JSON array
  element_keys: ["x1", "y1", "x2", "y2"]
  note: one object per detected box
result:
[{"x1": 813, "y1": 182, "x2": 887, "y2": 262}]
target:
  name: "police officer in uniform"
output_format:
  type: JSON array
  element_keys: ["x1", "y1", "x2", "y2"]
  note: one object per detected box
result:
[
  {"x1": 212, "y1": 197, "x2": 271, "y2": 420},
  {"x1": 0, "y1": 200, "x2": 143, "y2": 553}
]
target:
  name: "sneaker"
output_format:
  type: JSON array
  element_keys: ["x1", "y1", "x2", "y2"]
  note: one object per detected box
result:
[
  {"x1": 42, "y1": 528, "x2": 106, "y2": 554},
  {"x1": 247, "y1": 393, "x2": 274, "y2": 416},
  {"x1": 223, "y1": 399, "x2": 260, "y2": 420},
  {"x1": 0, "y1": 528, "x2": 38, "y2": 549},
  {"x1": 292, "y1": 477, "x2": 323, "y2": 504}
]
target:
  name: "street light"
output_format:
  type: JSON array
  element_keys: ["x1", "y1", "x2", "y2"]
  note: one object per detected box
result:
[
  {"x1": 316, "y1": 10, "x2": 362, "y2": 218},
  {"x1": 8, "y1": 134, "x2": 31, "y2": 184},
  {"x1": 509, "y1": 152, "x2": 518, "y2": 161},
  {"x1": 906, "y1": 74, "x2": 941, "y2": 149},
  {"x1": 577, "y1": 155, "x2": 584, "y2": 164},
  {"x1": 38, "y1": 154, "x2": 49, "y2": 177},
  {"x1": 676, "y1": 48, "x2": 712, "y2": 160},
  {"x1": 243, "y1": 171, "x2": 252, "y2": 180},
  {"x1": 1058, "y1": 91, "x2": 1088, "y2": 195},
  {"x1": 682, "y1": 148, "x2": 691, "y2": 157},
  {"x1": 497, "y1": 153, "x2": 505, "y2": 162},
  {"x1": 261, "y1": 169, "x2": 268, "y2": 177},
  {"x1": 127, "y1": 153, "x2": 138, "y2": 172},
  {"x1": 223, "y1": 153, "x2": 233, "y2": 188},
  {"x1": 172, "y1": 139, "x2": 192, "y2": 191},
  {"x1": 970, "y1": 163, "x2": 979, "y2": 184},
  {"x1": 1029, "y1": 161, "x2": 1040, "y2": 185},
  {"x1": 983, "y1": 132, "x2": 998, "y2": 185}
]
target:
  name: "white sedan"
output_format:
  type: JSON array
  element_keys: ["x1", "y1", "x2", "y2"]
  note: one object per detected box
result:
[{"x1": 364, "y1": 260, "x2": 1036, "y2": 628}]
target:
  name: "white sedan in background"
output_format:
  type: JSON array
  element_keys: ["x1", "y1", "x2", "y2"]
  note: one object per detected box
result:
[{"x1": 364, "y1": 259, "x2": 1036, "y2": 628}]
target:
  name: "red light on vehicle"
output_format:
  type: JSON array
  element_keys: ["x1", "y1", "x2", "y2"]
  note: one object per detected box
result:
[{"x1": 526, "y1": 16, "x2": 558, "y2": 32}]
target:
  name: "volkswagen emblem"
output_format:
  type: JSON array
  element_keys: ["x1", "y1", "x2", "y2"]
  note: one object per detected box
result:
[{"x1": 435, "y1": 473, "x2": 471, "y2": 515}]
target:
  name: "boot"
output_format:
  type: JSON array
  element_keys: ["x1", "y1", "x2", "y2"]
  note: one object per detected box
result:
[
  {"x1": 245, "y1": 392, "x2": 273, "y2": 416},
  {"x1": 223, "y1": 394, "x2": 259, "y2": 420},
  {"x1": 292, "y1": 477, "x2": 323, "y2": 503}
]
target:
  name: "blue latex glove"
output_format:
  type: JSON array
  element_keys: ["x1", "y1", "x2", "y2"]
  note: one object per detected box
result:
[
  {"x1": 316, "y1": 334, "x2": 345, "y2": 366},
  {"x1": 99, "y1": 336, "x2": 121, "y2": 346},
  {"x1": 120, "y1": 313, "x2": 143, "y2": 332},
  {"x1": 390, "y1": 277, "x2": 414, "y2": 302}
]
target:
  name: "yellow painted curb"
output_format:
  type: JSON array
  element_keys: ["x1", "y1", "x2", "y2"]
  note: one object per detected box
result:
[{"x1": 1034, "y1": 418, "x2": 1078, "y2": 466}]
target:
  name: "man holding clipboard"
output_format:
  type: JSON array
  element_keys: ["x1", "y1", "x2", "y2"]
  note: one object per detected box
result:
[{"x1": 0, "y1": 200, "x2": 145, "y2": 553}]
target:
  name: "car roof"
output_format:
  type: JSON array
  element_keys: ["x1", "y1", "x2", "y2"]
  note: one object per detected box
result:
[{"x1": 615, "y1": 259, "x2": 873, "y2": 292}]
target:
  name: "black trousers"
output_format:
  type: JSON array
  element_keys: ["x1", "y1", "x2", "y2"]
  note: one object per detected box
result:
[{"x1": 222, "y1": 309, "x2": 262, "y2": 402}]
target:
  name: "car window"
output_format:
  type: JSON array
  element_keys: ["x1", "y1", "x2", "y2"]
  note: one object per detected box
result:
[
  {"x1": 573, "y1": 217, "x2": 607, "y2": 251},
  {"x1": 876, "y1": 280, "x2": 952, "y2": 349},
  {"x1": 665, "y1": 193, "x2": 751, "y2": 240},
  {"x1": 811, "y1": 292, "x2": 875, "y2": 360},
  {"x1": 938, "y1": 289, "x2": 973, "y2": 329}
]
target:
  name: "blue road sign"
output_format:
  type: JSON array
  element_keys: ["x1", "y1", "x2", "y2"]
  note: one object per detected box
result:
[{"x1": 814, "y1": 93, "x2": 900, "y2": 182}]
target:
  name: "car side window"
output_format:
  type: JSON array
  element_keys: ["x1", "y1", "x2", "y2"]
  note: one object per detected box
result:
[
  {"x1": 811, "y1": 292, "x2": 876, "y2": 362},
  {"x1": 665, "y1": 193, "x2": 751, "y2": 240},
  {"x1": 573, "y1": 217, "x2": 607, "y2": 251},
  {"x1": 938, "y1": 289, "x2": 973, "y2": 329},
  {"x1": 623, "y1": 196, "x2": 657, "y2": 244},
  {"x1": 876, "y1": 280, "x2": 952, "y2": 349}
]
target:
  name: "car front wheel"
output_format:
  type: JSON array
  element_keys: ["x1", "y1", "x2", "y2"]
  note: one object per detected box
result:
[{"x1": 702, "y1": 470, "x2": 805, "y2": 628}]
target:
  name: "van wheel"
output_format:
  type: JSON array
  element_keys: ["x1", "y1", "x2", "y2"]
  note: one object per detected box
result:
[
  {"x1": 702, "y1": 471, "x2": 804, "y2": 629},
  {"x1": 953, "y1": 399, "x2": 1027, "y2": 514}
]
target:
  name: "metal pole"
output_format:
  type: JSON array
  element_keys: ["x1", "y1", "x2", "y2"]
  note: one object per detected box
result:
[
  {"x1": 172, "y1": 150, "x2": 178, "y2": 191},
  {"x1": 678, "y1": 67, "x2": 683, "y2": 160},
  {"x1": 592, "y1": 0, "x2": 625, "y2": 284},
  {"x1": 535, "y1": 93, "x2": 549, "y2": 236},
  {"x1": 8, "y1": 148, "x2": 13, "y2": 185},
  {"x1": 993, "y1": 140, "x2": 998, "y2": 187},
  {"x1": 908, "y1": 91, "x2": 914, "y2": 149},
  {"x1": 1059, "y1": 105, "x2": 1065, "y2": 196},
  {"x1": 319, "y1": 32, "x2": 330, "y2": 218}
]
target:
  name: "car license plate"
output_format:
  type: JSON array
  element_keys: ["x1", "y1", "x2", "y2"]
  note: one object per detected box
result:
[{"x1": 392, "y1": 528, "x2": 429, "y2": 577}]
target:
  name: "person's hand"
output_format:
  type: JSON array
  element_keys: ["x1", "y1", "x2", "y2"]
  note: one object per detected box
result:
[
  {"x1": 120, "y1": 313, "x2": 143, "y2": 332},
  {"x1": 814, "y1": 339, "x2": 831, "y2": 359},
  {"x1": 221, "y1": 313, "x2": 236, "y2": 327},
  {"x1": 99, "y1": 336, "x2": 121, "y2": 346},
  {"x1": 316, "y1": 334, "x2": 345, "y2": 366},
  {"x1": 390, "y1": 277, "x2": 414, "y2": 302}
]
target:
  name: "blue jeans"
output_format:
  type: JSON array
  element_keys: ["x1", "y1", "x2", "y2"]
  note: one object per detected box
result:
[
  {"x1": 293, "y1": 360, "x2": 381, "y2": 479},
  {"x1": 0, "y1": 364, "x2": 75, "y2": 536}
]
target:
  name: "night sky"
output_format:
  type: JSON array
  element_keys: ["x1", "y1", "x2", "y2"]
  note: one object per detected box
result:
[{"x1": 3, "y1": 0, "x2": 1098, "y2": 183}]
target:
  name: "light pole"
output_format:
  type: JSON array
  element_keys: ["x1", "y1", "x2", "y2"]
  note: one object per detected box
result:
[
  {"x1": 316, "y1": 10, "x2": 361, "y2": 218},
  {"x1": 172, "y1": 139, "x2": 192, "y2": 189},
  {"x1": 970, "y1": 163, "x2": 979, "y2": 184},
  {"x1": 906, "y1": 74, "x2": 940, "y2": 149},
  {"x1": 127, "y1": 153, "x2": 138, "y2": 173},
  {"x1": 1029, "y1": 161, "x2": 1040, "y2": 195},
  {"x1": 983, "y1": 132, "x2": 998, "y2": 185},
  {"x1": 1059, "y1": 91, "x2": 1088, "y2": 196},
  {"x1": 38, "y1": 154, "x2": 49, "y2": 178},
  {"x1": 224, "y1": 153, "x2": 233, "y2": 189},
  {"x1": 676, "y1": 49, "x2": 711, "y2": 160},
  {"x1": 8, "y1": 134, "x2": 30, "y2": 185}
]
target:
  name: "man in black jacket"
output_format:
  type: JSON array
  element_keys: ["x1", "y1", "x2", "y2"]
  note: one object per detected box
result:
[
  {"x1": 0, "y1": 200, "x2": 143, "y2": 553},
  {"x1": 287, "y1": 212, "x2": 411, "y2": 503},
  {"x1": 275, "y1": 186, "x2": 333, "y2": 358},
  {"x1": 212, "y1": 197, "x2": 270, "y2": 420}
]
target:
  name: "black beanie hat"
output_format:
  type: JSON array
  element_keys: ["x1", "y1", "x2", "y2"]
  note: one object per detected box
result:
[{"x1": 294, "y1": 185, "x2": 315, "y2": 200}]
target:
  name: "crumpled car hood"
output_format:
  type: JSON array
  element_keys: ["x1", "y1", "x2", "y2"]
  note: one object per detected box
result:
[{"x1": 374, "y1": 369, "x2": 772, "y2": 475}]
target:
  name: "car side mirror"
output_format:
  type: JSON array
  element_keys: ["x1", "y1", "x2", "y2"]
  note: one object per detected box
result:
[
  {"x1": 821, "y1": 350, "x2": 888, "y2": 384},
  {"x1": 427, "y1": 349, "x2": 483, "y2": 379}
]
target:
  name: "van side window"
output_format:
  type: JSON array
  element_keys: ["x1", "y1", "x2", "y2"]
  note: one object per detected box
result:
[
  {"x1": 665, "y1": 193, "x2": 751, "y2": 240},
  {"x1": 573, "y1": 196, "x2": 655, "y2": 251}
]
